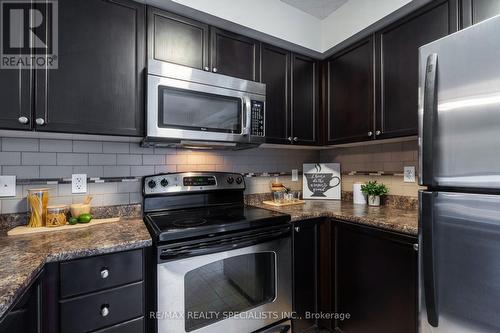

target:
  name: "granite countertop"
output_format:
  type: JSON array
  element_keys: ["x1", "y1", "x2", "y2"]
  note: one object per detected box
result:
[
  {"x1": 250, "y1": 200, "x2": 418, "y2": 236},
  {"x1": 0, "y1": 218, "x2": 151, "y2": 320}
]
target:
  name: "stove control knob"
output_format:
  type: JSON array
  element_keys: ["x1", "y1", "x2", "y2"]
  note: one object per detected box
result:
[
  {"x1": 227, "y1": 176, "x2": 234, "y2": 184},
  {"x1": 148, "y1": 180, "x2": 156, "y2": 189},
  {"x1": 236, "y1": 177, "x2": 243, "y2": 184},
  {"x1": 160, "y1": 178, "x2": 169, "y2": 187}
]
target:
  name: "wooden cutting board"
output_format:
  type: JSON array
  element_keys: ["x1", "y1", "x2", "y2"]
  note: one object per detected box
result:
[
  {"x1": 262, "y1": 200, "x2": 306, "y2": 207},
  {"x1": 7, "y1": 217, "x2": 121, "y2": 236}
]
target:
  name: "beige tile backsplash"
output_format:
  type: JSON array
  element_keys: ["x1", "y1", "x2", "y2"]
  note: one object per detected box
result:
[
  {"x1": 0, "y1": 136, "x2": 424, "y2": 214},
  {"x1": 320, "y1": 140, "x2": 424, "y2": 197}
]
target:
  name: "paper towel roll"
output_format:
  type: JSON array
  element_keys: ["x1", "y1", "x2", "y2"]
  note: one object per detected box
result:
[{"x1": 353, "y1": 183, "x2": 367, "y2": 205}]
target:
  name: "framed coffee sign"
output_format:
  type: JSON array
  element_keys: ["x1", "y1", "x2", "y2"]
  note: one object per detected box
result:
[{"x1": 303, "y1": 163, "x2": 341, "y2": 200}]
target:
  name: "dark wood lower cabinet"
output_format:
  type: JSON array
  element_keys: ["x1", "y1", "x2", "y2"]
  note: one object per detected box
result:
[
  {"x1": 291, "y1": 218, "x2": 418, "y2": 333},
  {"x1": 335, "y1": 221, "x2": 418, "y2": 333},
  {"x1": 292, "y1": 218, "x2": 333, "y2": 333},
  {"x1": 0, "y1": 249, "x2": 147, "y2": 333},
  {"x1": 0, "y1": 271, "x2": 42, "y2": 333}
]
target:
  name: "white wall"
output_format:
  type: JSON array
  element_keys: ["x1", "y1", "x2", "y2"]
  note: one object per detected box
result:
[
  {"x1": 154, "y1": 0, "x2": 413, "y2": 52},
  {"x1": 321, "y1": 0, "x2": 412, "y2": 51},
  {"x1": 170, "y1": 0, "x2": 322, "y2": 51}
]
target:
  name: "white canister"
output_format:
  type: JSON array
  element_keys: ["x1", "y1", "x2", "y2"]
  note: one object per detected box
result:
[{"x1": 353, "y1": 183, "x2": 367, "y2": 205}]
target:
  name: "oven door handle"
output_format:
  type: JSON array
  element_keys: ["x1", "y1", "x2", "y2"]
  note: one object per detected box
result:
[{"x1": 160, "y1": 227, "x2": 289, "y2": 261}]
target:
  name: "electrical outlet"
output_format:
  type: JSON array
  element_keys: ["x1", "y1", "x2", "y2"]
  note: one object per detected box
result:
[
  {"x1": 0, "y1": 176, "x2": 16, "y2": 197},
  {"x1": 292, "y1": 169, "x2": 299, "y2": 181},
  {"x1": 72, "y1": 174, "x2": 87, "y2": 194},
  {"x1": 404, "y1": 166, "x2": 416, "y2": 183}
]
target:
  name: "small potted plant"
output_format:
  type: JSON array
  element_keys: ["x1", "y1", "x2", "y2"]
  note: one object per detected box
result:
[{"x1": 360, "y1": 181, "x2": 389, "y2": 207}]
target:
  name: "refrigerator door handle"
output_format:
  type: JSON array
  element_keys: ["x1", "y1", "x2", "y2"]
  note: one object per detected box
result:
[
  {"x1": 422, "y1": 54, "x2": 438, "y2": 187},
  {"x1": 421, "y1": 191, "x2": 438, "y2": 327}
]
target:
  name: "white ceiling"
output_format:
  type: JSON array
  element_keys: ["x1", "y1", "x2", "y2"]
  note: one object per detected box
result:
[{"x1": 280, "y1": 0, "x2": 348, "y2": 19}]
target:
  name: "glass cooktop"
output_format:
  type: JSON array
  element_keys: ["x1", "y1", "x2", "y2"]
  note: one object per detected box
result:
[{"x1": 145, "y1": 204, "x2": 290, "y2": 243}]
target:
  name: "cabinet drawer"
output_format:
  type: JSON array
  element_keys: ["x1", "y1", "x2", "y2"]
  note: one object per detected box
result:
[
  {"x1": 60, "y1": 282, "x2": 143, "y2": 333},
  {"x1": 91, "y1": 317, "x2": 144, "y2": 333},
  {"x1": 60, "y1": 249, "x2": 143, "y2": 298}
]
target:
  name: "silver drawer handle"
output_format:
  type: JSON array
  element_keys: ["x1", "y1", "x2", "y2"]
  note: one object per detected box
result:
[
  {"x1": 101, "y1": 305, "x2": 110, "y2": 317},
  {"x1": 18, "y1": 116, "x2": 29, "y2": 124},
  {"x1": 35, "y1": 118, "x2": 45, "y2": 126},
  {"x1": 212, "y1": 67, "x2": 218, "y2": 73},
  {"x1": 293, "y1": 137, "x2": 298, "y2": 142},
  {"x1": 367, "y1": 131, "x2": 373, "y2": 137},
  {"x1": 294, "y1": 226, "x2": 300, "y2": 232},
  {"x1": 100, "y1": 268, "x2": 109, "y2": 279},
  {"x1": 413, "y1": 243, "x2": 419, "y2": 252},
  {"x1": 375, "y1": 130, "x2": 381, "y2": 136},
  {"x1": 204, "y1": 66, "x2": 209, "y2": 71}
]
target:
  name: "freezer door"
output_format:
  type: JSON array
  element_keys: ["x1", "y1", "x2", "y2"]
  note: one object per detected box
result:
[
  {"x1": 418, "y1": 15, "x2": 500, "y2": 189},
  {"x1": 419, "y1": 191, "x2": 500, "y2": 333}
]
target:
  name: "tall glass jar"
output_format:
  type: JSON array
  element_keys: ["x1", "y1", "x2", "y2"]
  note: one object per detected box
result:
[{"x1": 27, "y1": 188, "x2": 49, "y2": 227}]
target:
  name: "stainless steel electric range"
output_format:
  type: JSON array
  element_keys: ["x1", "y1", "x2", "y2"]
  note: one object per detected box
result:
[{"x1": 143, "y1": 172, "x2": 293, "y2": 333}]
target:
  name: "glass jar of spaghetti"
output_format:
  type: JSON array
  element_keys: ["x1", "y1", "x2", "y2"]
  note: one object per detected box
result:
[{"x1": 27, "y1": 188, "x2": 49, "y2": 227}]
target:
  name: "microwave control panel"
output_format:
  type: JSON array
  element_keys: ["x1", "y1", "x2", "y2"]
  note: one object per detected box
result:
[{"x1": 250, "y1": 100, "x2": 265, "y2": 136}]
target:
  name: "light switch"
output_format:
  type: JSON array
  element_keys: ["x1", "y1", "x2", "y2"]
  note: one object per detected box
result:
[
  {"x1": 0, "y1": 176, "x2": 16, "y2": 197},
  {"x1": 404, "y1": 166, "x2": 416, "y2": 183}
]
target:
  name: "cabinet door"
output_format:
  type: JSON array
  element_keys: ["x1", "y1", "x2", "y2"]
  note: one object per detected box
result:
[
  {"x1": 336, "y1": 222, "x2": 417, "y2": 333},
  {"x1": 376, "y1": 0, "x2": 457, "y2": 139},
  {"x1": 291, "y1": 54, "x2": 318, "y2": 145},
  {"x1": 35, "y1": 0, "x2": 145, "y2": 136},
  {"x1": 261, "y1": 44, "x2": 290, "y2": 144},
  {"x1": 148, "y1": 7, "x2": 209, "y2": 70},
  {"x1": 0, "y1": 274, "x2": 40, "y2": 333},
  {"x1": 463, "y1": 0, "x2": 500, "y2": 27},
  {"x1": 292, "y1": 220, "x2": 318, "y2": 333},
  {"x1": 0, "y1": 68, "x2": 32, "y2": 130},
  {"x1": 210, "y1": 28, "x2": 260, "y2": 81},
  {"x1": 327, "y1": 38, "x2": 374, "y2": 144}
]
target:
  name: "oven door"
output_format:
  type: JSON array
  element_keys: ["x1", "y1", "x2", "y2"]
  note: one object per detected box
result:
[
  {"x1": 156, "y1": 234, "x2": 292, "y2": 333},
  {"x1": 147, "y1": 73, "x2": 259, "y2": 144}
]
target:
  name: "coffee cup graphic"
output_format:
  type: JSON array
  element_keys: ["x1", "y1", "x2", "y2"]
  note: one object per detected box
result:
[{"x1": 304, "y1": 164, "x2": 340, "y2": 197}]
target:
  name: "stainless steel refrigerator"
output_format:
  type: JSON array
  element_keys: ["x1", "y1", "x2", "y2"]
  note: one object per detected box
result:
[{"x1": 418, "y1": 14, "x2": 500, "y2": 333}]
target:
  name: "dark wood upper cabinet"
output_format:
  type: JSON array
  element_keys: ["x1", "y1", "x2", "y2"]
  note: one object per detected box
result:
[
  {"x1": 462, "y1": 0, "x2": 500, "y2": 27},
  {"x1": 0, "y1": 68, "x2": 32, "y2": 131},
  {"x1": 210, "y1": 28, "x2": 260, "y2": 81},
  {"x1": 260, "y1": 44, "x2": 290, "y2": 143},
  {"x1": 148, "y1": 8, "x2": 209, "y2": 70},
  {"x1": 335, "y1": 221, "x2": 417, "y2": 333},
  {"x1": 34, "y1": 0, "x2": 145, "y2": 136},
  {"x1": 327, "y1": 37, "x2": 374, "y2": 145},
  {"x1": 375, "y1": 0, "x2": 457, "y2": 139},
  {"x1": 291, "y1": 54, "x2": 319, "y2": 145}
]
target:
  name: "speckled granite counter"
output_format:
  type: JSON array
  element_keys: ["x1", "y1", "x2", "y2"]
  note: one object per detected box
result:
[
  {"x1": 0, "y1": 218, "x2": 151, "y2": 319},
  {"x1": 249, "y1": 199, "x2": 418, "y2": 236}
]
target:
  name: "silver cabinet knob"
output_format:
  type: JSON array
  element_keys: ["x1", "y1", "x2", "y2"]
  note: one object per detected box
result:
[
  {"x1": 18, "y1": 116, "x2": 29, "y2": 124},
  {"x1": 413, "y1": 243, "x2": 419, "y2": 252},
  {"x1": 293, "y1": 137, "x2": 298, "y2": 142},
  {"x1": 212, "y1": 67, "x2": 218, "y2": 73},
  {"x1": 367, "y1": 131, "x2": 373, "y2": 137},
  {"x1": 204, "y1": 66, "x2": 209, "y2": 71},
  {"x1": 375, "y1": 130, "x2": 381, "y2": 136},
  {"x1": 287, "y1": 137, "x2": 293, "y2": 142},
  {"x1": 294, "y1": 226, "x2": 300, "y2": 232},
  {"x1": 100, "y1": 268, "x2": 109, "y2": 279},
  {"x1": 101, "y1": 305, "x2": 110, "y2": 317},
  {"x1": 35, "y1": 118, "x2": 45, "y2": 126}
]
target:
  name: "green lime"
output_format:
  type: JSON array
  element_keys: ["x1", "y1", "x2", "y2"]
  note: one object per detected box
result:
[
  {"x1": 68, "y1": 217, "x2": 78, "y2": 225},
  {"x1": 78, "y1": 213, "x2": 93, "y2": 223}
]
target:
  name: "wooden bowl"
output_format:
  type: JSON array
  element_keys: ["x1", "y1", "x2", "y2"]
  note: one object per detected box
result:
[{"x1": 70, "y1": 203, "x2": 91, "y2": 217}]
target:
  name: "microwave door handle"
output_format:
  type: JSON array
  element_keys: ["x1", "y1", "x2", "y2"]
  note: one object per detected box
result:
[{"x1": 242, "y1": 98, "x2": 251, "y2": 136}]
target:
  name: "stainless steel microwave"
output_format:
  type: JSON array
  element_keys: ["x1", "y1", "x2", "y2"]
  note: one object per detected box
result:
[{"x1": 144, "y1": 60, "x2": 266, "y2": 149}]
